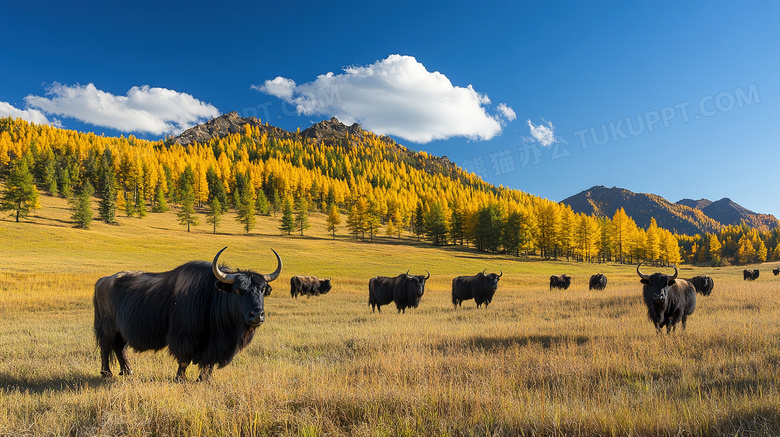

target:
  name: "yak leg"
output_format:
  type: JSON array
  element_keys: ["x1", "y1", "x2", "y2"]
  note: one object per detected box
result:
[
  {"x1": 197, "y1": 364, "x2": 214, "y2": 382},
  {"x1": 176, "y1": 361, "x2": 190, "y2": 382},
  {"x1": 113, "y1": 336, "x2": 133, "y2": 376},
  {"x1": 681, "y1": 315, "x2": 688, "y2": 330},
  {"x1": 99, "y1": 344, "x2": 113, "y2": 377}
]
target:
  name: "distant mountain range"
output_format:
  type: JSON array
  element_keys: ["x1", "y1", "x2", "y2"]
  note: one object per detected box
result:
[{"x1": 562, "y1": 186, "x2": 778, "y2": 235}]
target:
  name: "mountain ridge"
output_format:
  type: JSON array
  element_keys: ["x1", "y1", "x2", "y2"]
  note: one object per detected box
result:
[{"x1": 563, "y1": 185, "x2": 778, "y2": 235}]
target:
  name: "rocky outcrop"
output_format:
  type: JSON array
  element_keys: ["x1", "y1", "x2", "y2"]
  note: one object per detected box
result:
[{"x1": 169, "y1": 112, "x2": 289, "y2": 146}]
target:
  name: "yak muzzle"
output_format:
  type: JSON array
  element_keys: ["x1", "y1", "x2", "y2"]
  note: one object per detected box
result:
[{"x1": 247, "y1": 310, "x2": 265, "y2": 326}]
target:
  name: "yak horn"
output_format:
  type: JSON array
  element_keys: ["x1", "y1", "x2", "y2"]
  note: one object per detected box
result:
[
  {"x1": 263, "y1": 249, "x2": 283, "y2": 282},
  {"x1": 482, "y1": 269, "x2": 487, "y2": 276},
  {"x1": 498, "y1": 270, "x2": 503, "y2": 278},
  {"x1": 424, "y1": 270, "x2": 430, "y2": 280},
  {"x1": 670, "y1": 264, "x2": 678, "y2": 281},
  {"x1": 213, "y1": 247, "x2": 238, "y2": 284},
  {"x1": 636, "y1": 262, "x2": 649, "y2": 280}
]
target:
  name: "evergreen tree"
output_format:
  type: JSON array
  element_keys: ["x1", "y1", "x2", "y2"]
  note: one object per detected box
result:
[
  {"x1": 256, "y1": 188, "x2": 270, "y2": 215},
  {"x1": 41, "y1": 149, "x2": 58, "y2": 195},
  {"x1": 279, "y1": 195, "x2": 295, "y2": 235},
  {"x1": 152, "y1": 183, "x2": 169, "y2": 212},
  {"x1": 235, "y1": 185, "x2": 257, "y2": 233},
  {"x1": 98, "y1": 168, "x2": 117, "y2": 224},
  {"x1": 124, "y1": 191, "x2": 136, "y2": 217},
  {"x1": 503, "y1": 210, "x2": 522, "y2": 256},
  {"x1": 326, "y1": 202, "x2": 340, "y2": 239},
  {"x1": 1, "y1": 157, "x2": 40, "y2": 222},
  {"x1": 70, "y1": 181, "x2": 94, "y2": 228},
  {"x1": 450, "y1": 206, "x2": 465, "y2": 245},
  {"x1": 365, "y1": 198, "x2": 381, "y2": 242},
  {"x1": 206, "y1": 197, "x2": 223, "y2": 234},
  {"x1": 295, "y1": 197, "x2": 310, "y2": 236},
  {"x1": 425, "y1": 202, "x2": 448, "y2": 245},
  {"x1": 135, "y1": 192, "x2": 147, "y2": 218},
  {"x1": 413, "y1": 202, "x2": 426, "y2": 241},
  {"x1": 177, "y1": 182, "x2": 198, "y2": 232}
]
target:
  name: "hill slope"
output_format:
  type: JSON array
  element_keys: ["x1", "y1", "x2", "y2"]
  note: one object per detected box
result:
[
  {"x1": 564, "y1": 186, "x2": 778, "y2": 235},
  {"x1": 562, "y1": 186, "x2": 723, "y2": 235}
]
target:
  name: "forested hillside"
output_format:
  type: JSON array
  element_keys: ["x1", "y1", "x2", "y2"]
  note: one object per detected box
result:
[{"x1": 2, "y1": 115, "x2": 777, "y2": 265}]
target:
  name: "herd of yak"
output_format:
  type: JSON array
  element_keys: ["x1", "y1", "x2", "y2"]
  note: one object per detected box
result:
[{"x1": 91, "y1": 247, "x2": 778, "y2": 381}]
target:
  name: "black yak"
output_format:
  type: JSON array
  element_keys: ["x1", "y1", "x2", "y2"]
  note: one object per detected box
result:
[
  {"x1": 637, "y1": 263, "x2": 696, "y2": 334},
  {"x1": 589, "y1": 273, "x2": 607, "y2": 290},
  {"x1": 687, "y1": 275, "x2": 714, "y2": 296},
  {"x1": 774, "y1": 267, "x2": 780, "y2": 276},
  {"x1": 93, "y1": 247, "x2": 282, "y2": 381},
  {"x1": 550, "y1": 274, "x2": 572, "y2": 290},
  {"x1": 743, "y1": 269, "x2": 759, "y2": 281},
  {"x1": 452, "y1": 269, "x2": 503, "y2": 309},
  {"x1": 290, "y1": 276, "x2": 332, "y2": 298},
  {"x1": 368, "y1": 270, "x2": 430, "y2": 313}
]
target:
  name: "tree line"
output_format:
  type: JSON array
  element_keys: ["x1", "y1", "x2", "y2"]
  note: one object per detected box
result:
[{"x1": 1, "y1": 116, "x2": 774, "y2": 265}]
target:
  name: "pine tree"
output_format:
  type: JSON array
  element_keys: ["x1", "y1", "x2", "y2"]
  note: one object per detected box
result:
[
  {"x1": 177, "y1": 183, "x2": 198, "y2": 232},
  {"x1": 256, "y1": 189, "x2": 270, "y2": 215},
  {"x1": 279, "y1": 195, "x2": 295, "y2": 235},
  {"x1": 295, "y1": 197, "x2": 310, "y2": 236},
  {"x1": 1, "y1": 157, "x2": 40, "y2": 222},
  {"x1": 98, "y1": 169, "x2": 117, "y2": 224},
  {"x1": 326, "y1": 203, "x2": 340, "y2": 239},
  {"x1": 135, "y1": 192, "x2": 148, "y2": 218},
  {"x1": 425, "y1": 202, "x2": 448, "y2": 245},
  {"x1": 70, "y1": 181, "x2": 94, "y2": 228},
  {"x1": 450, "y1": 206, "x2": 465, "y2": 245},
  {"x1": 235, "y1": 185, "x2": 257, "y2": 233},
  {"x1": 152, "y1": 184, "x2": 169, "y2": 212},
  {"x1": 365, "y1": 198, "x2": 381, "y2": 242},
  {"x1": 206, "y1": 197, "x2": 222, "y2": 234},
  {"x1": 414, "y1": 202, "x2": 426, "y2": 241}
]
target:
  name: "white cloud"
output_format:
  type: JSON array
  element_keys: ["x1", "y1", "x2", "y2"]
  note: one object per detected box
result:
[
  {"x1": 0, "y1": 101, "x2": 61, "y2": 127},
  {"x1": 496, "y1": 103, "x2": 516, "y2": 122},
  {"x1": 254, "y1": 54, "x2": 515, "y2": 143},
  {"x1": 527, "y1": 119, "x2": 557, "y2": 147},
  {"x1": 24, "y1": 83, "x2": 219, "y2": 135}
]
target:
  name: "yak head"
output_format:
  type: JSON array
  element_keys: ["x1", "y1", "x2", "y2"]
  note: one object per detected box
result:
[
  {"x1": 406, "y1": 270, "x2": 431, "y2": 297},
  {"x1": 481, "y1": 269, "x2": 503, "y2": 290},
  {"x1": 212, "y1": 247, "x2": 282, "y2": 327},
  {"x1": 637, "y1": 262, "x2": 677, "y2": 304},
  {"x1": 318, "y1": 279, "x2": 332, "y2": 294}
]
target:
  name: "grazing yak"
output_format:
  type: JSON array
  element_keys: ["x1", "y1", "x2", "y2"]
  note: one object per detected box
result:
[
  {"x1": 451, "y1": 269, "x2": 503, "y2": 309},
  {"x1": 550, "y1": 274, "x2": 572, "y2": 290},
  {"x1": 93, "y1": 247, "x2": 282, "y2": 381},
  {"x1": 589, "y1": 273, "x2": 607, "y2": 291},
  {"x1": 743, "y1": 269, "x2": 760, "y2": 281},
  {"x1": 687, "y1": 275, "x2": 714, "y2": 296},
  {"x1": 773, "y1": 268, "x2": 779, "y2": 276},
  {"x1": 290, "y1": 276, "x2": 332, "y2": 298},
  {"x1": 637, "y1": 263, "x2": 696, "y2": 334},
  {"x1": 368, "y1": 271, "x2": 430, "y2": 313}
]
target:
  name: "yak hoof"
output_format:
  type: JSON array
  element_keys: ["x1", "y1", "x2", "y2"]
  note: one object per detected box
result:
[
  {"x1": 119, "y1": 369, "x2": 133, "y2": 376},
  {"x1": 100, "y1": 370, "x2": 113, "y2": 378}
]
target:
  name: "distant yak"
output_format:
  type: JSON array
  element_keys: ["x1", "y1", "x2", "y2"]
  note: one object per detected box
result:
[
  {"x1": 773, "y1": 268, "x2": 779, "y2": 276},
  {"x1": 93, "y1": 247, "x2": 281, "y2": 381},
  {"x1": 743, "y1": 269, "x2": 759, "y2": 281},
  {"x1": 368, "y1": 271, "x2": 430, "y2": 313},
  {"x1": 451, "y1": 269, "x2": 503, "y2": 309},
  {"x1": 588, "y1": 273, "x2": 607, "y2": 291},
  {"x1": 687, "y1": 275, "x2": 714, "y2": 296},
  {"x1": 550, "y1": 274, "x2": 572, "y2": 290},
  {"x1": 290, "y1": 276, "x2": 332, "y2": 298}
]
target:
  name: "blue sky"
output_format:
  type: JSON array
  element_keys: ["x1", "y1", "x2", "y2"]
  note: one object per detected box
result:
[{"x1": 2, "y1": 1, "x2": 778, "y2": 218}]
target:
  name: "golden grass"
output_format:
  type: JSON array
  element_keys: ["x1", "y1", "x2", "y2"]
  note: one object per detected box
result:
[{"x1": 0, "y1": 195, "x2": 778, "y2": 436}]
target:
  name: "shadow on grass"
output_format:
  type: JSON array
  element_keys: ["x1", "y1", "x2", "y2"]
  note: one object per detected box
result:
[
  {"x1": 0, "y1": 371, "x2": 107, "y2": 394},
  {"x1": 436, "y1": 334, "x2": 589, "y2": 353}
]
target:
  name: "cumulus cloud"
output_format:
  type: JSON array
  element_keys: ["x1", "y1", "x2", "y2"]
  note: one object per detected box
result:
[
  {"x1": 527, "y1": 119, "x2": 557, "y2": 147},
  {"x1": 254, "y1": 54, "x2": 514, "y2": 143},
  {"x1": 23, "y1": 83, "x2": 219, "y2": 135},
  {"x1": 0, "y1": 101, "x2": 61, "y2": 127}
]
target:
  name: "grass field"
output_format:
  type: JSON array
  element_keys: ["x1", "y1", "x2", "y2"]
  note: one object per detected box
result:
[{"x1": 1, "y1": 195, "x2": 779, "y2": 436}]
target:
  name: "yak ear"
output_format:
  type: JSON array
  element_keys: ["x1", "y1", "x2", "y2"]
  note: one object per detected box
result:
[
  {"x1": 215, "y1": 281, "x2": 233, "y2": 293},
  {"x1": 640, "y1": 279, "x2": 649, "y2": 285}
]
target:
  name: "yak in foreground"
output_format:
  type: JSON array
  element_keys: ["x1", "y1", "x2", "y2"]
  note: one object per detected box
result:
[
  {"x1": 550, "y1": 274, "x2": 572, "y2": 290},
  {"x1": 687, "y1": 275, "x2": 714, "y2": 296},
  {"x1": 589, "y1": 273, "x2": 607, "y2": 290},
  {"x1": 290, "y1": 275, "x2": 332, "y2": 298},
  {"x1": 368, "y1": 271, "x2": 430, "y2": 313},
  {"x1": 638, "y1": 263, "x2": 696, "y2": 334},
  {"x1": 93, "y1": 247, "x2": 282, "y2": 381},
  {"x1": 452, "y1": 269, "x2": 503, "y2": 309},
  {"x1": 743, "y1": 269, "x2": 759, "y2": 281}
]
